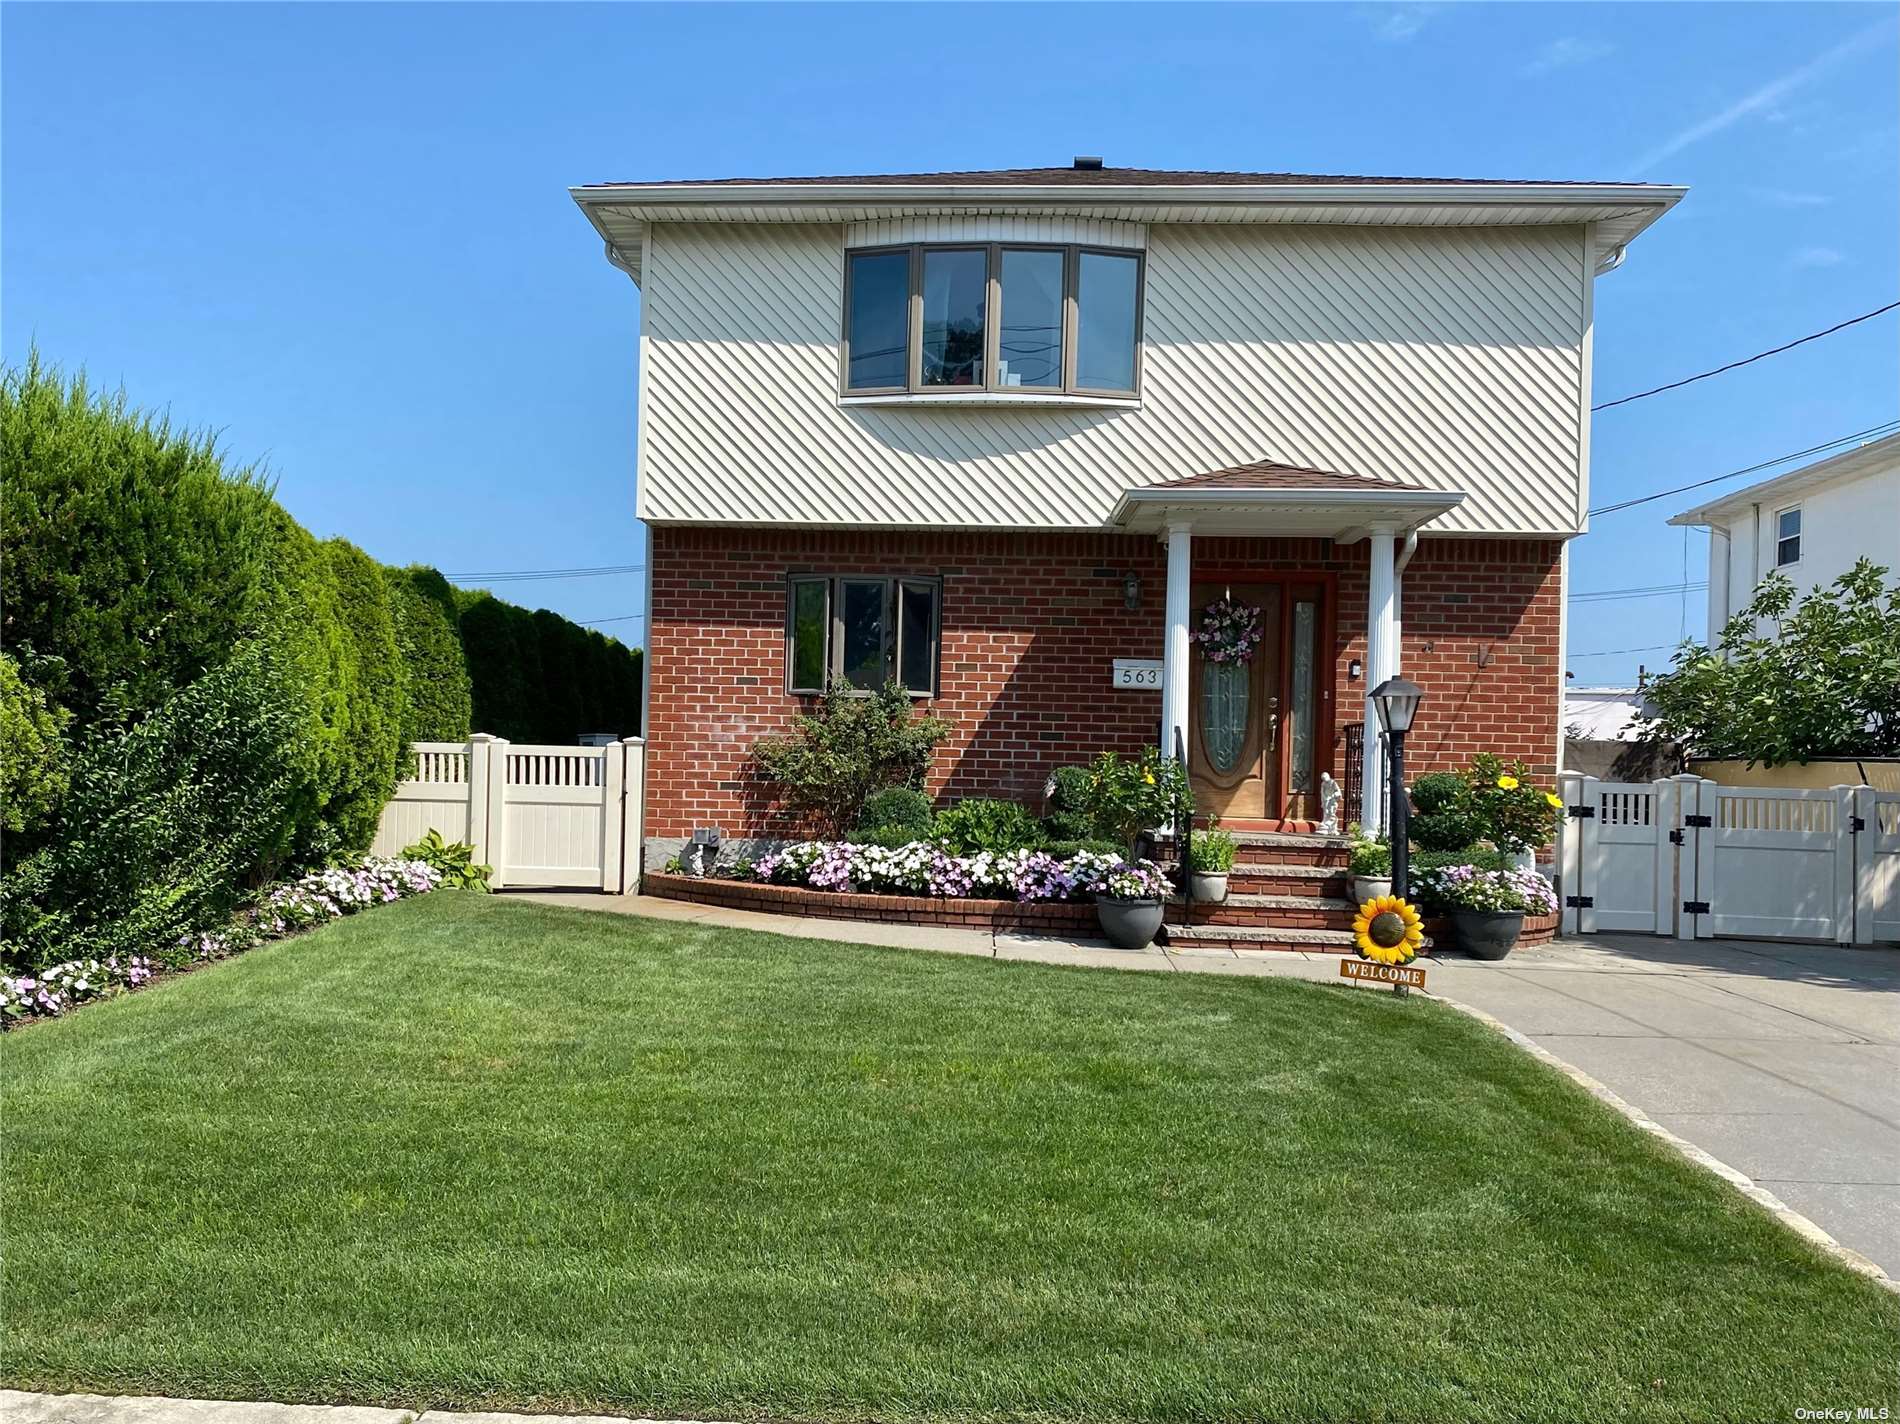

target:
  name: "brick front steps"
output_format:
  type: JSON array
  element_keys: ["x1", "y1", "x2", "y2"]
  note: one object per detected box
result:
[{"x1": 645, "y1": 872, "x2": 1097, "y2": 935}]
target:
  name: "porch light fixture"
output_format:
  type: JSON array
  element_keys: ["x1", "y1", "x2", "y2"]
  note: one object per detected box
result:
[
  {"x1": 1122, "y1": 571, "x2": 1142, "y2": 610},
  {"x1": 1369, "y1": 676, "x2": 1424, "y2": 897}
]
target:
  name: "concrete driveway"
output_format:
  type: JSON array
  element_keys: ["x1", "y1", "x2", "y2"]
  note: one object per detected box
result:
[{"x1": 1428, "y1": 934, "x2": 1900, "y2": 1277}]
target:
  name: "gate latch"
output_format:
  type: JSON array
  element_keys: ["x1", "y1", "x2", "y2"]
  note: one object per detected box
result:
[
  {"x1": 1668, "y1": 829, "x2": 1685, "y2": 846},
  {"x1": 1567, "y1": 804, "x2": 1595, "y2": 819},
  {"x1": 1682, "y1": 899, "x2": 1711, "y2": 915},
  {"x1": 1565, "y1": 894, "x2": 1594, "y2": 908},
  {"x1": 1684, "y1": 814, "x2": 1713, "y2": 828},
  {"x1": 1850, "y1": 815, "x2": 1867, "y2": 833}
]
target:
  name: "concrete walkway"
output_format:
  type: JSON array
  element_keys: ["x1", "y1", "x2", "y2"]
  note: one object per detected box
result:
[
  {"x1": 1424, "y1": 933, "x2": 1900, "y2": 1278},
  {"x1": 0, "y1": 1393, "x2": 715, "y2": 1424}
]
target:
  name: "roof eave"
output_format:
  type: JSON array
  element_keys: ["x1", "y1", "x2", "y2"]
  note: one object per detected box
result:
[{"x1": 1111, "y1": 485, "x2": 1464, "y2": 533}]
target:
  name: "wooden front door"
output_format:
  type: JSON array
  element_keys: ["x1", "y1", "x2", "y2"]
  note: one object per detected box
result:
[
  {"x1": 1187, "y1": 578, "x2": 1331, "y2": 823},
  {"x1": 1188, "y1": 583, "x2": 1281, "y2": 820}
]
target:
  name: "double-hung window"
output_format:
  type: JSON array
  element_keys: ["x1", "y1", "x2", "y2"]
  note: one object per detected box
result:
[
  {"x1": 841, "y1": 243, "x2": 1144, "y2": 398},
  {"x1": 1775, "y1": 506, "x2": 1802, "y2": 567},
  {"x1": 786, "y1": 575, "x2": 941, "y2": 697}
]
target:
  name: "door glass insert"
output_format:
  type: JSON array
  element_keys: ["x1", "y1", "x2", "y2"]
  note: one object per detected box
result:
[
  {"x1": 1288, "y1": 599, "x2": 1317, "y2": 794},
  {"x1": 1199, "y1": 660, "x2": 1249, "y2": 773}
]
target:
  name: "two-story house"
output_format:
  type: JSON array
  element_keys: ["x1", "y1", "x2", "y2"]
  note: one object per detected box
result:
[
  {"x1": 573, "y1": 161, "x2": 1682, "y2": 872},
  {"x1": 1670, "y1": 430, "x2": 1900, "y2": 645}
]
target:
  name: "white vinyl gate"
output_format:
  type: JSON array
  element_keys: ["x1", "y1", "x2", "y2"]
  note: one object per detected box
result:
[
  {"x1": 1558, "y1": 773, "x2": 1896, "y2": 945},
  {"x1": 372, "y1": 734, "x2": 646, "y2": 891}
]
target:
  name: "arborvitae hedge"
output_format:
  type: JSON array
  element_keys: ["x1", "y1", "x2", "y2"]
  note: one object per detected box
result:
[
  {"x1": 456, "y1": 590, "x2": 642, "y2": 744},
  {"x1": 0, "y1": 355, "x2": 642, "y2": 969}
]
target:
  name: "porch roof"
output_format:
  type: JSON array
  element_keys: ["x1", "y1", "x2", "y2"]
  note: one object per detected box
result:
[{"x1": 1110, "y1": 459, "x2": 1465, "y2": 537}]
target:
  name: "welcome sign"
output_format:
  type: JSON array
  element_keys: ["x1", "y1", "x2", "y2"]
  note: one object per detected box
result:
[{"x1": 1340, "y1": 959, "x2": 1427, "y2": 990}]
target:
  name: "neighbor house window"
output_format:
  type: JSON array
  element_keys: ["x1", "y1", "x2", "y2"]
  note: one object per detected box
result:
[
  {"x1": 841, "y1": 243, "x2": 1143, "y2": 397},
  {"x1": 1775, "y1": 506, "x2": 1802, "y2": 567},
  {"x1": 785, "y1": 575, "x2": 941, "y2": 696}
]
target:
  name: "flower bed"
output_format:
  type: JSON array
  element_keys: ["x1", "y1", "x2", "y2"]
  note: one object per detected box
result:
[
  {"x1": 651, "y1": 841, "x2": 1174, "y2": 935},
  {"x1": 1, "y1": 855, "x2": 443, "y2": 1027}
]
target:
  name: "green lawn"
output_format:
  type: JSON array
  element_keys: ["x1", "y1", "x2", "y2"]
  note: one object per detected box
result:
[{"x1": 4, "y1": 894, "x2": 1894, "y2": 1423}]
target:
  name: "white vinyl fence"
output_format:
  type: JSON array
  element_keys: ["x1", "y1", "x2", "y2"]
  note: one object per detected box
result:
[
  {"x1": 372, "y1": 734, "x2": 646, "y2": 892},
  {"x1": 1557, "y1": 773, "x2": 1897, "y2": 945}
]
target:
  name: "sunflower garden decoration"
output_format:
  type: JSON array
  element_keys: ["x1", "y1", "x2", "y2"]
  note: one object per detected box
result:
[{"x1": 1351, "y1": 893, "x2": 1426, "y2": 994}]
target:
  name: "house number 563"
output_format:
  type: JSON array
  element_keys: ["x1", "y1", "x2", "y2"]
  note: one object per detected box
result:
[{"x1": 1112, "y1": 659, "x2": 1163, "y2": 689}]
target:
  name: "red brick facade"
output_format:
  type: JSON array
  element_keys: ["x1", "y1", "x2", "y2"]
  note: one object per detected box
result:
[{"x1": 645, "y1": 527, "x2": 1562, "y2": 840}]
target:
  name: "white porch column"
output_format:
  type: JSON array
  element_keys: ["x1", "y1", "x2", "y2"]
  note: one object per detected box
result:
[
  {"x1": 1360, "y1": 530, "x2": 1398, "y2": 832},
  {"x1": 1161, "y1": 523, "x2": 1192, "y2": 762}
]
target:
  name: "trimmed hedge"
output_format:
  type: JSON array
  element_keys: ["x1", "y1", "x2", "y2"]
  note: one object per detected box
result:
[
  {"x1": 0, "y1": 354, "x2": 642, "y2": 970},
  {"x1": 456, "y1": 589, "x2": 641, "y2": 744}
]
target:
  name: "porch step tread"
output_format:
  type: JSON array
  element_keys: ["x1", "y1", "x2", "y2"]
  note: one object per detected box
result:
[
  {"x1": 1161, "y1": 924, "x2": 1360, "y2": 946},
  {"x1": 1171, "y1": 893, "x2": 1359, "y2": 911},
  {"x1": 1164, "y1": 830, "x2": 1353, "y2": 849},
  {"x1": 1223, "y1": 863, "x2": 1348, "y2": 880}
]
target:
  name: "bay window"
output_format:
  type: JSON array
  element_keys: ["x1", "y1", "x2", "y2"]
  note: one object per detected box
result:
[
  {"x1": 841, "y1": 242, "x2": 1143, "y2": 397},
  {"x1": 786, "y1": 575, "x2": 942, "y2": 696}
]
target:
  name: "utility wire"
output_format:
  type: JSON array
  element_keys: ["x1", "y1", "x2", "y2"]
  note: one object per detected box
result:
[
  {"x1": 1588, "y1": 420, "x2": 1900, "y2": 517},
  {"x1": 1593, "y1": 301, "x2": 1900, "y2": 411},
  {"x1": 1568, "y1": 642, "x2": 1680, "y2": 659},
  {"x1": 1570, "y1": 581, "x2": 1707, "y2": 604},
  {"x1": 579, "y1": 613, "x2": 646, "y2": 626}
]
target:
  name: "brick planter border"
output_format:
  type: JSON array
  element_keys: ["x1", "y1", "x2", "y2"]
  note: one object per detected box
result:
[{"x1": 646, "y1": 872, "x2": 1098, "y2": 935}]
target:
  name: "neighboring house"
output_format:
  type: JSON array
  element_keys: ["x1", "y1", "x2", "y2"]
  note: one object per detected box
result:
[
  {"x1": 1670, "y1": 431, "x2": 1900, "y2": 645},
  {"x1": 1562, "y1": 684, "x2": 1673, "y2": 781},
  {"x1": 573, "y1": 161, "x2": 1682, "y2": 866}
]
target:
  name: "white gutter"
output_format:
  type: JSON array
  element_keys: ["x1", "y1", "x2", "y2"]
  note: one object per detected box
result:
[{"x1": 570, "y1": 180, "x2": 1686, "y2": 212}]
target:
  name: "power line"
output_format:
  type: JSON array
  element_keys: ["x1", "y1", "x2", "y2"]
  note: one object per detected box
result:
[
  {"x1": 1593, "y1": 301, "x2": 1900, "y2": 411},
  {"x1": 1570, "y1": 581, "x2": 1707, "y2": 604},
  {"x1": 445, "y1": 563, "x2": 646, "y2": 583},
  {"x1": 1568, "y1": 642, "x2": 1680, "y2": 659},
  {"x1": 1588, "y1": 420, "x2": 1900, "y2": 517},
  {"x1": 579, "y1": 613, "x2": 646, "y2": 626}
]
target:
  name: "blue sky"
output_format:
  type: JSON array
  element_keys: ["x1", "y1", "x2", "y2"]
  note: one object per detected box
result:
[{"x1": 4, "y1": 2, "x2": 1895, "y2": 685}]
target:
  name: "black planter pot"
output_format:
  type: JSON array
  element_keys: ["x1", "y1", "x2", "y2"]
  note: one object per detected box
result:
[
  {"x1": 1451, "y1": 909, "x2": 1525, "y2": 960},
  {"x1": 1096, "y1": 896, "x2": 1164, "y2": 950}
]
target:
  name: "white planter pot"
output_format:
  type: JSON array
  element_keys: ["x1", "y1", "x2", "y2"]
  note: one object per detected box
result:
[
  {"x1": 1189, "y1": 871, "x2": 1230, "y2": 904},
  {"x1": 1352, "y1": 875, "x2": 1393, "y2": 905}
]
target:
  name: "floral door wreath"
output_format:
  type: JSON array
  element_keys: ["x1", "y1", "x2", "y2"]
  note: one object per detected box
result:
[{"x1": 1193, "y1": 597, "x2": 1263, "y2": 665}]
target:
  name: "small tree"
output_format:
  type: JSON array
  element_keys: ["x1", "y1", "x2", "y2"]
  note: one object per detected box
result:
[
  {"x1": 751, "y1": 682, "x2": 949, "y2": 835},
  {"x1": 1637, "y1": 560, "x2": 1900, "y2": 765}
]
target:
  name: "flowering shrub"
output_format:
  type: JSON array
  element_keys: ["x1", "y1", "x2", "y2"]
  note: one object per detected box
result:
[
  {"x1": 2, "y1": 855, "x2": 444, "y2": 1028},
  {"x1": 1413, "y1": 862, "x2": 1558, "y2": 916},
  {"x1": 1080, "y1": 748, "x2": 1194, "y2": 851},
  {"x1": 745, "y1": 840, "x2": 1168, "y2": 904}
]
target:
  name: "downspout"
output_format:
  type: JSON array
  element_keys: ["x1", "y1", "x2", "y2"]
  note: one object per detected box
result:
[
  {"x1": 1392, "y1": 530, "x2": 1420, "y2": 654},
  {"x1": 603, "y1": 240, "x2": 639, "y2": 283}
]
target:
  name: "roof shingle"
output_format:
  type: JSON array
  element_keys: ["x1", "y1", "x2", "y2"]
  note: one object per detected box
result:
[
  {"x1": 1152, "y1": 459, "x2": 1405, "y2": 492},
  {"x1": 578, "y1": 165, "x2": 1642, "y2": 191}
]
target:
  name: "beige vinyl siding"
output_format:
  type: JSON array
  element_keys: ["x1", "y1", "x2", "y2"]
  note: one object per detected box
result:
[{"x1": 639, "y1": 220, "x2": 1588, "y2": 534}]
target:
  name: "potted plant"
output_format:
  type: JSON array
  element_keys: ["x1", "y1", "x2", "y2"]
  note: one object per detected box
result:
[
  {"x1": 1347, "y1": 825, "x2": 1392, "y2": 904},
  {"x1": 1080, "y1": 748, "x2": 1193, "y2": 856},
  {"x1": 1413, "y1": 861, "x2": 1558, "y2": 960},
  {"x1": 1093, "y1": 860, "x2": 1171, "y2": 949},
  {"x1": 1188, "y1": 826, "x2": 1236, "y2": 903}
]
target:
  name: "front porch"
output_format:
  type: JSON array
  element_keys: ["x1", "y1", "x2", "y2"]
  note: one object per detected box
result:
[{"x1": 1111, "y1": 459, "x2": 1466, "y2": 834}]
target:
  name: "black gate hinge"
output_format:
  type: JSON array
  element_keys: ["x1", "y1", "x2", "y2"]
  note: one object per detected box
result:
[
  {"x1": 1567, "y1": 804, "x2": 1595, "y2": 819},
  {"x1": 1850, "y1": 815, "x2": 1867, "y2": 833},
  {"x1": 1668, "y1": 829, "x2": 1685, "y2": 845},
  {"x1": 1683, "y1": 899, "x2": 1711, "y2": 915},
  {"x1": 1565, "y1": 894, "x2": 1594, "y2": 908},
  {"x1": 1683, "y1": 814, "x2": 1713, "y2": 828}
]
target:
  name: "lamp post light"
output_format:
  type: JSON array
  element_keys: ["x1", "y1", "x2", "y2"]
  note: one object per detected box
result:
[{"x1": 1369, "y1": 676, "x2": 1424, "y2": 901}]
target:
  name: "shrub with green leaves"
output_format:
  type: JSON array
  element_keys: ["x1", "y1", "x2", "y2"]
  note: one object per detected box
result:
[
  {"x1": 1188, "y1": 827, "x2": 1237, "y2": 874},
  {"x1": 1407, "y1": 771, "x2": 1482, "y2": 852},
  {"x1": 0, "y1": 653, "x2": 68, "y2": 843},
  {"x1": 1080, "y1": 748, "x2": 1193, "y2": 852},
  {"x1": 751, "y1": 682, "x2": 948, "y2": 836},
  {"x1": 933, "y1": 798, "x2": 1044, "y2": 854},
  {"x1": 0, "y1": 644, "x2": 301, "y2": 970},
  {"x1": 1040, "y1": 764, "x2": 1101, "y2": 841},
  {"x1": 855, "y1": 786, "x2": 935, "y2": 838},
  {"x1": 386, "y1": 566, "x2": 472, "y2": 745},
  {"x1": 0, "y1": 353, "x2": 280, "y2": 730},
  {"x1": 321, "y1": 539, "x2": 406, "y2": 852}
]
